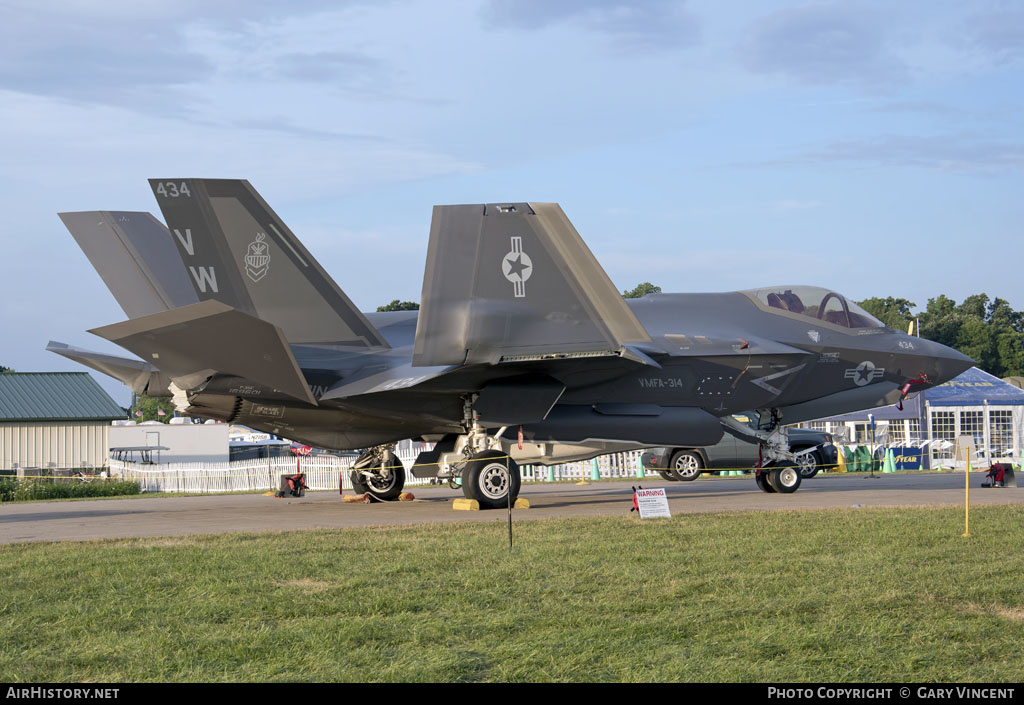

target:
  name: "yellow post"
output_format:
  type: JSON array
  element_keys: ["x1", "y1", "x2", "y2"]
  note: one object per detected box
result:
[{"x1": 963, "y1": 449, "x2": 971, "y2": 538}]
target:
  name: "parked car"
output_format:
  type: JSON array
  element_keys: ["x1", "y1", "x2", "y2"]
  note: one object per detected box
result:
[{"x1": 641, "y1": 414, "x2": 838, "y2": 481}]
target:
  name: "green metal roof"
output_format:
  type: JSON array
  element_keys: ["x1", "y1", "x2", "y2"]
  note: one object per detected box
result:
[{"x1": 0, "y1": 372, "x2": 127, "y2": 422}]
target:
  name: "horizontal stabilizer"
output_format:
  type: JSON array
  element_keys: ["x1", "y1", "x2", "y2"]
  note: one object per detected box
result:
[
  {"x1": 58, "y1": 211, "x2": 199, "y2": 319},
  {"x1": 46, "y1": 341, "x2": 172, "y2": 396},
  {"x1": 148, "y1": 178, "x2": 389, "y2": 348},
  {"x1": 414, "y1": 203, "x2": 651, "y2": 367},
  {"x1": 89, "y1": 300, "x2": 317, "y2": 405}
]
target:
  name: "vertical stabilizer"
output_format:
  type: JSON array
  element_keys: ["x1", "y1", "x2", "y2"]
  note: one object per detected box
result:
[
  {"x1": 413, "y1": 202, "x2": 650, "y2": 366},
  {"x1": 58, "y1": 211, "x2": 198, "y2": 319},
  {"x1": 148, "y1": 179, "x2": 389, "y2": 348}
]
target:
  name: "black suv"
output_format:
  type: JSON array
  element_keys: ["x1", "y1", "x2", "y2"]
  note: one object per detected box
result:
[{"x1": 641, "y1": 413, "x2": 837, "y2": 482}]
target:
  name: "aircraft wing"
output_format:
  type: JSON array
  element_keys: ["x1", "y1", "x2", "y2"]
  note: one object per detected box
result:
[{"x1": 318, "y1": 361, "x2": 458, "y2": 401}]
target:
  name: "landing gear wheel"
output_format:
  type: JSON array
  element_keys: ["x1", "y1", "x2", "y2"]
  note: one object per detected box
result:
[
  {"x1": 350, "y1": 452, "x2": 405, "y2": 501},
  {"x1": 755, "y1": 469, "x2": 776, "y2": 493},
  {"x1": 669, "y1": 451, "x2": 703, "y2": 481},
  {"x1": 767, "y1": 463, "x2": 802, "y2": 494},
  {"x1": 461, "y1": 450, "x2": 521, "y2": 509},
  {"x1": 794, "y1": 449, "x2": 822, "y2": 479}
]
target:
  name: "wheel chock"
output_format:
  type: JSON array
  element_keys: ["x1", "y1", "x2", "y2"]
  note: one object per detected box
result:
[
  {"x1": 342, "y1": 493, "x2": 372, "y2": 504},
  {"x1": 399, "y1": 492, "x2": 415, "y2": 501},
  {"x1": 453, "y1": 499, "x2": 480, "y2": 511},
  {"x1": 514, "y1": 498, "x2": 530, "y2": 509}
]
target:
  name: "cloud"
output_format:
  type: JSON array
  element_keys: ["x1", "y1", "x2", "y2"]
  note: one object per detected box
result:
[
  {"x1": 480, "y1": 0, "x2": 700, "y2": 51},
  {"x1": 0, "y1": 1, "x2": 378, "y2": 110},
  {"x1": 733, "y1": 134, "x2": 1024, "y2": 173},
  {"x1": 271, "y1": 51, "x2": 384, "y2": 86},
  {"x1": 739, "y1": 2, "x2": 908, "y2": 86},
  {"x1": 961, "y1": 9, "x2": 1024, "y2": 64},
  {"x1": 867, "y1": 101, "x2": 962, "y2": 117}
]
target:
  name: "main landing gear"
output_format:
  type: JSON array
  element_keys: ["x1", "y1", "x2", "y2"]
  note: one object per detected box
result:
[
  {"x1": 350, "y1": 446, "x2": 406, "y2": 501},
  {"x1": 445, "y1": 395, "x2": 521, "y2": 509},
  {"x1": 354, "y1": 395, "x2": 522, "y2": 509}
]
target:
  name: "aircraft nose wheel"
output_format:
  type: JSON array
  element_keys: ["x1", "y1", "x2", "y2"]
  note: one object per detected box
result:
[
  {"x1": 756, "y1": 462, "x2": 802, "y2": 494},
  {"x1": 755, "y1": 469, "x2": 776, "y2": 493}
]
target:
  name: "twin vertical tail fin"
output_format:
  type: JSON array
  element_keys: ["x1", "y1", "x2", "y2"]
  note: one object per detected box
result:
[
  {"x1": 413, "y1": 202, "x2": 651, "y2": 366},
  {"x1": 57, "y1": 211, "x2": 199, "y2": 319},
  {"x1": 148, "y1": 179, "x2": 389, "y2": 348}
]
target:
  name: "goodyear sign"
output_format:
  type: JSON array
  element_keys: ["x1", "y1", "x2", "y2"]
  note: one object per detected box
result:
[{"x1": 891, "y1": 447, "x2": 923, "y2": 470}]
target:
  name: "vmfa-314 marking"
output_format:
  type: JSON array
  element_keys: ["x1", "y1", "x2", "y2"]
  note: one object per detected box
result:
[{"x1": 50, "y1": 179, "x2": 974, "y2": 507}]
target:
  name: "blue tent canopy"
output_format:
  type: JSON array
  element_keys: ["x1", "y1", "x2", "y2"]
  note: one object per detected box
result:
[
  {"x1": 817, "y1": 367, "x2": 1024, "y2": 423},
  {"x1": 925, "y1": 367, "x2": 1024, "y2": 406}
]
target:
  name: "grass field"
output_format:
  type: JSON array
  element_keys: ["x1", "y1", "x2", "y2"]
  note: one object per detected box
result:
[{"x1": 1, "y1": 505, "x2": 1022, "y2": 682}]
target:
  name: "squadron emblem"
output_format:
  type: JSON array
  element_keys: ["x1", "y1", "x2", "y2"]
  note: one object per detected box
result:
[
  {"x1": 502, "y1": 236, "x2": 532, "y2": 298},
  {"x1": 244, "y1": 232, "x2": 270, "y2": 282}
]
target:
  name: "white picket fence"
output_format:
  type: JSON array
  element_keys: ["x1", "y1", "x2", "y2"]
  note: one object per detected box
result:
[{"x1": 109, "y1": 449, "x2": 648, "y2": 494}]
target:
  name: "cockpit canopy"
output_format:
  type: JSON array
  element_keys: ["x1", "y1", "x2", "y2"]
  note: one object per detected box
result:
[{"x1": 742, "y1": 286, "x2": 886, "y2": 329}]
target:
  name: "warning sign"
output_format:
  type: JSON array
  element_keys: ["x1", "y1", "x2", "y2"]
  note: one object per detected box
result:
[{"x1": 634, "y1": 488, "x2": 671, "y2": 518}]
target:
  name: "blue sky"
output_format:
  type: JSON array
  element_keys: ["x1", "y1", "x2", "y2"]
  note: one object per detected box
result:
[{"x1": 0, "y1": 0, "x2": 1021, "y2": 404}]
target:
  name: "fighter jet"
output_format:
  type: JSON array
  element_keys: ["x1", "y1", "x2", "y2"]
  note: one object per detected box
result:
[{"x1": 50, "y1": 179, "x2": 974, "y2": 507}]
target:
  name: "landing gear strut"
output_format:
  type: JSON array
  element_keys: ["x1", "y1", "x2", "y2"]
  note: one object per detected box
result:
[
  {"x1": 450, "y1": 395, "x2": 522, "y2": 509},
  {"x1": 723, "y1": 408, "x2": 805, "y2": 495},
  {"x1": 350, "y1": 446, "x2": 406, "y2": 501}
]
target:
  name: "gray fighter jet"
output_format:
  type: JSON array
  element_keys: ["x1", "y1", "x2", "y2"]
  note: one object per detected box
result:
[{"x1": 50, "y1": 179, "x2": 974, "y2": 507}]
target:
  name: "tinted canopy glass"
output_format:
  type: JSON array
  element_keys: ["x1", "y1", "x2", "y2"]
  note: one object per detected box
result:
[{"x1": 743, "y1": 286, "x2": 885, "y2": 329}]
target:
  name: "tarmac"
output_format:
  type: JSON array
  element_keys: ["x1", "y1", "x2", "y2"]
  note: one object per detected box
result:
[{"x1": 1, "y1": 472, "x2": 1022, "y2": 544}]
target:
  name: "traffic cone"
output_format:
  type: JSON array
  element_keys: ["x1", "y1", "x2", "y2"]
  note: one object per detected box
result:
[
  {"x1": 546, "y1": 466, "x2": 555, "y2": 482},
  {"x1": 635, "y1": 454, "x2": 645, "y2": 479},
  {"x1": 835, "y1": 449, "x2": 848, "y2": 473},
  {"x1": 883, "y1": 449, "x2": 896, "y2": 473},
  {"x1": 590, "y1": 458, "x2": 601, "y2": 481}
]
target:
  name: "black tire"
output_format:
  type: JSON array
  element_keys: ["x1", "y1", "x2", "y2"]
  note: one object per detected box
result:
[
  {"x1": 656, "y1": 470, "x2": 677, "y2": 481},
  {"x1": 767, "y1": 463, "x2": 802, "y2": 494},
  {"x1": 461, "y1": 450, "x2": 521, "y2": 509},
  {"x1": 350, "y1": 452, "x2": 405, "y2": 501},
  {"x1": 794, "y1": 449, "x2": 822, "y2": 479},
  {"x1": 669, "y1": 450, "x2": 703, "y2": 482},
  {"x1": 755, "y1": 469, "x2": 776, "y2": 493}
]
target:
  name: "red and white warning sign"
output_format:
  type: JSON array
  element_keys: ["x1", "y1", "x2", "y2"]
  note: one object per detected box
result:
[{"x1": 634, "y1": 487, "x2": 672, "y2": 518}]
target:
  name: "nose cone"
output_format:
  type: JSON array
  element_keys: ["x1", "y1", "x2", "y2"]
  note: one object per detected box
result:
[{"x1": 913, "y1": 338, "x2": 975, "y2": 386}]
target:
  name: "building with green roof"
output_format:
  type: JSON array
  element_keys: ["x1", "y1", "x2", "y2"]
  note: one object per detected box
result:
[{"x1": 0, "y1": 372, "x2": 127, "y2": 474}]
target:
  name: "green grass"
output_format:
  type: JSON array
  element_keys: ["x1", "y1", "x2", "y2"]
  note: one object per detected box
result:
[
  {"x1": 1, "y1": 506, "x2": 1022, "y2": 682},
  {"x1": 0, "y1": 478, "x2": 140, "y2": 502}
]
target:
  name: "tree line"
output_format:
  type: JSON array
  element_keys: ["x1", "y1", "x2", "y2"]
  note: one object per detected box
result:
[{"x1": 858, "y1": 294, "x2": 1024, "y2": 378}]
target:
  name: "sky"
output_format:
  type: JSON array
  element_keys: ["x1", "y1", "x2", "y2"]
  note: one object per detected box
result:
[{"x1": 0, "y1": 0, "x2": 1021, "y2": 405}]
